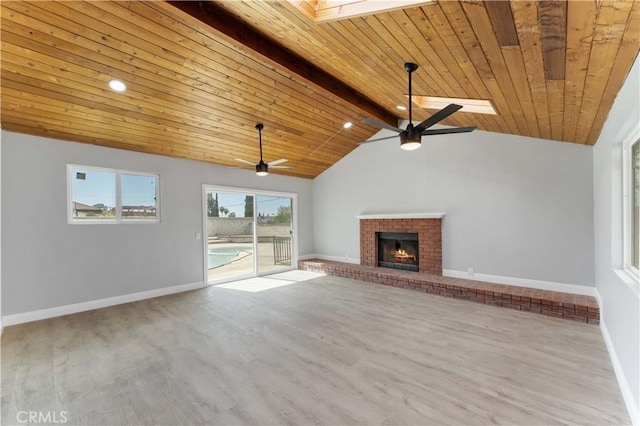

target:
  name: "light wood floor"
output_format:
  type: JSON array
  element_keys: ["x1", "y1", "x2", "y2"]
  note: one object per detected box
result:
[{"x1": 1, "y1": 271, "x2": 630, "y2": 425}]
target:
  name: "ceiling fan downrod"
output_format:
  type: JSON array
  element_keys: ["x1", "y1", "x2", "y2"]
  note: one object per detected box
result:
[
  {"x1": 255, "y1": 123, "x2": 268, "y2": 176},
  {"x1": 256, "y1": 123, "x2": 264, "y2": 163},
  {"x1": 402, "y1": 62, "x2": 421, "y2": 150},
  {"x1": 405, "y1": 62, "x2": 418, "y2": 125}
]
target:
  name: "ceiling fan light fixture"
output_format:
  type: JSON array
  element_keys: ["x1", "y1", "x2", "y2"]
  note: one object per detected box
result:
[
  {"x1": 400, "y1": 140, "x2": 421, "y2": 151},
  {"x1": 256, "y1": 162, "x2": 269, "y2": 176},
  {"x1": 400, "y1": 131, "x2": 421, "y2": 150}
]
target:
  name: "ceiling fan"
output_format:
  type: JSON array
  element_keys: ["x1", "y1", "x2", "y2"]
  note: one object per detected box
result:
[
  {"x1": 236, "y1": 123, "x2": 292, "y2": 176},
  {"x1": 361, "y1": 62, "x2": 476, "y2": 150}
]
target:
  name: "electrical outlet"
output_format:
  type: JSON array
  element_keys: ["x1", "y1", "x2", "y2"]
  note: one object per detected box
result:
[
  {"x1": 195, "y1": 233, "x2": 201, "y2": 240},
  {"x1": 467, "y1": 267, "x2": 474, "y2": 276}
]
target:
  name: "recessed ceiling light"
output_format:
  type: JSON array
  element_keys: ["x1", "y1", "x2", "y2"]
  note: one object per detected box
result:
[
  {"x1": 396, "y1": 105, "x2": 407, "y2": 111},
  {"x1": 343, "y1": 121, "x2": 353, "y2": 129},
  {"x1": 411, "y1": 96, "x2": 496, "y2": 115},
  {"x1": 108, "y1": 79, "x2": 127, "y2": 93}
]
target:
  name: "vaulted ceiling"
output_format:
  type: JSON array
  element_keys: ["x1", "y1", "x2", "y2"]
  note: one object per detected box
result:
[{"x1": 1, "y1": 1, "x2": 638, "y2": 178}]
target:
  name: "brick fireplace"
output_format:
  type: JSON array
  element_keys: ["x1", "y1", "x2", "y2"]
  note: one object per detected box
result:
[{"x1": 358, "y1": 214, "x2": 443, "y2": 275}]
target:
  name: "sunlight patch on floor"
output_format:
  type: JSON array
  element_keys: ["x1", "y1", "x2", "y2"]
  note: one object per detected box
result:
[
  {"x1": 266, "y1": 270, "x2": 325, "y2": 282},
  {"x1": 214, "y1": 270, "x2": 325, "y2": 293}
]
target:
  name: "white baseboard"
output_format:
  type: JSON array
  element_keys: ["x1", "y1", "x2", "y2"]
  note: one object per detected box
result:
[
  {"x1": 2, "y1": 281, "x2": 206, "y2": 327},
  {"x1": 600, "y1": 317, "x2": 640, "y2": 426},
  {"x1": 443, "y1": 269, "x2": 597, "y2": 297},
  {"x1": 300, "y1": 253, "x2": 361, "y2": 265}
]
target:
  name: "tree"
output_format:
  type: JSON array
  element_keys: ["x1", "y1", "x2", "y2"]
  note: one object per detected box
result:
[
  {"x1": 274, "y1": 205, "x2": 291, "y2": 224},
  {"x1": 244, "y1": 195, "x2": 254, "y2": 218},
  {"x1": 207, "y1": 193, "x2": 219, "y2": 217},
  {"x1": 219, "y1": 206, "x2": 229, "y2": 217},
  {"x1": 228, "y1": 212, "x2": 236, "y2": 218}
]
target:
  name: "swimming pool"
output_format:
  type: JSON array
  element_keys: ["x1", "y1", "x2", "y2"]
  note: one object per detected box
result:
[{"x1": 208, "y1": 245, "x2": 253, "y2": 269}]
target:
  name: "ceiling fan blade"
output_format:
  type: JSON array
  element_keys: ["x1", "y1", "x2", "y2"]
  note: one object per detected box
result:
[
  {"x1": 270, "y1": 165, "x2": 294, "y2": 169},
  {"x1": 358, "y1": 135, "x2": 400, "y2": 145},
  {"x1": 414, "y1": 104, "x2": 463, "y2": 133},
  {"x1": 421, "y1": 126, "x2": 476, "y2": 136},
  {"x1": 267, "y1": 158, "x2": 288, "y2": 166},
  {"x1": 362, "y1": 118, "x2": 403, "y2": 133},
  {"x1": 235, "y1": 158, "x2": 255, "y2": 166}
]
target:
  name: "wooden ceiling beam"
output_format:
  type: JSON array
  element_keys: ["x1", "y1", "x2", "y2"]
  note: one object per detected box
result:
[{"x1": 166, "y1": 0, "x2": 398, "y2": 128}]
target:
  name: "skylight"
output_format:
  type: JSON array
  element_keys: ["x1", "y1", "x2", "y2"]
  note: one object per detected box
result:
[
  {"x1": 410, "y1": 96, "x2": 497, "y2": 115},
  {"x1": 291, "y1": 0, "x2": 433, "y2": 23}
]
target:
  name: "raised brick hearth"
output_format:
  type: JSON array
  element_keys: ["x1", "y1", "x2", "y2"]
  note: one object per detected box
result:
[
  {"x1": 360, "y1": 216, "x2": 442, "y2": 275},
  {"x1": 298, "y1": 259, "x2": 599, "y2": 325}
]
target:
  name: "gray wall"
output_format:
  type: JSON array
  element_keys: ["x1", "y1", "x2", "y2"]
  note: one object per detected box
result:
[
  {"x1": 313, "y1": 125, "x2": 594, "y2": 286},
  {"x1": 1, "y1": 132, "x2": 313, "y2": 315},
  {"x1": 0, "y1": 132, "x2": 2, "y2": 327},
  {"x1": 593, "y1": 55, "x2": 639, "y2": 421}
]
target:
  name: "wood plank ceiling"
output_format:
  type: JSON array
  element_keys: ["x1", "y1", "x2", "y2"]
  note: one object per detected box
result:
[{"x1": 1, "y1": 1, "x2": 638, "y2": 179}]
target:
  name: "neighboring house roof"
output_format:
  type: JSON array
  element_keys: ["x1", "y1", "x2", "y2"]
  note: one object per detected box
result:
[
  {"x1": 73, "y1": 202, "x2": 103, "y2": 212},
  {"x1": 122, "y1": 205, "x2": 155, "y2": 209}
]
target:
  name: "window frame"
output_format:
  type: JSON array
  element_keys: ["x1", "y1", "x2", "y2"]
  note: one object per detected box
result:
[
  {"x1": 622, "y1": 130, "x2": 640, "y2": 281},
  {"x1": 67, "y1": 164, "x2": 160, "y2": 225}
]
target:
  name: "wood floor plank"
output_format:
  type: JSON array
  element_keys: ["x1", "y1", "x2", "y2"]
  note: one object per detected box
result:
[{"x1": 1, "y1": 273, "x2": 630, "y2": 425}]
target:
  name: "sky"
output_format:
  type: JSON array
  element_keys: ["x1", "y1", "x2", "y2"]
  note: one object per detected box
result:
[
  {"x1": 72, "y1": 169, "x2": 157, "y2": 207},
  {"x1": 214, "y1": 192, "x2": 291, "y2": 217}
]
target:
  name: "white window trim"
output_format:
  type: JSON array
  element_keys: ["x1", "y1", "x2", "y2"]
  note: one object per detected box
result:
[
  {"x1": 621, "y1": 124, "x2": 640, "y2": 285},
  {"x1": 67, "y1": 164, "x2": 160, "y2": 224}
]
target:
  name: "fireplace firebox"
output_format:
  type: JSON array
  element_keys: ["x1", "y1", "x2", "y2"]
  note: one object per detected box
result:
[{"x1": 377, "y1": 232, "x2": 419, "y2": 272}]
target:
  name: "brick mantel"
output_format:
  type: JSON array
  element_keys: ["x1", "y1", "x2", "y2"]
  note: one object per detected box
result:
[{"x1": 359, "y1": 215, "x2": 443, "y2": 275}]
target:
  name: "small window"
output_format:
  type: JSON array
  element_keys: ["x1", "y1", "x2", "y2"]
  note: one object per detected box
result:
[
  {"x1": 68, "y1": 165, "x2": 159, "y2": 224},
  {"x1": 121, "y1": 173, "x2": 158, "y2": 221},
  {"x1": 624, "y1": 138, "x2": 640, "y2": 277}
]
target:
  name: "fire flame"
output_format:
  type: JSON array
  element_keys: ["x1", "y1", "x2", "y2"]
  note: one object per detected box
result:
[{"x1": 393, "y1": 249, "x2": 415, "y2": 263}]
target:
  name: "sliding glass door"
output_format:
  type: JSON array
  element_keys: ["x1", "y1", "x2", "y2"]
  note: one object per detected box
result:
[
  {"x1": 205, "y1": 190, "x2": 255, "y2": 283},
  {"x1": 204, "y1": 186, "x2": 296, "y2": 284},
  {"x1": 256, "y1": 195, "x2": 293, "y2": 274}
]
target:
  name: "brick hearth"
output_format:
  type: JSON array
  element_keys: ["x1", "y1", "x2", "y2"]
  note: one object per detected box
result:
[
  {"x1": 298, "y1": 259, "x2": 599, "y2": 325},
  {"x1": 360, "y1": 217, "x2": 442, "y2": 275}
]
